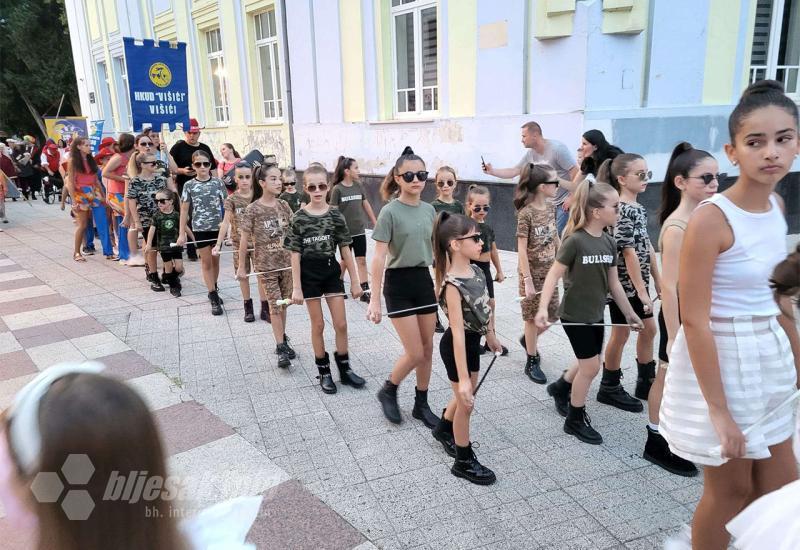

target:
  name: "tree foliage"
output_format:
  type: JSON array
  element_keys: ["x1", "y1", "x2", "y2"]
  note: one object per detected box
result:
[{"x1": 0, "y1": 0, "x2": 80, "y2": 138}]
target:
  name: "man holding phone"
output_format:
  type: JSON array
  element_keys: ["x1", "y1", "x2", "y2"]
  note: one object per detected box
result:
[
  {"x1": 483, "y1": 121, "x2": 578, "y2": 235},
  {"x1": 170, "y1": 118, "x2": 218, "y2": 260}
]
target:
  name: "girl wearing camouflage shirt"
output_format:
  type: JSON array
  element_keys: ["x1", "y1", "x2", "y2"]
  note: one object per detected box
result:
[
  {"x1": 284, "y1": 165, "x2": 366, "y2": 394},
  {"x1": 177, "y1": 150, "x2": 227, "y2": 316}
]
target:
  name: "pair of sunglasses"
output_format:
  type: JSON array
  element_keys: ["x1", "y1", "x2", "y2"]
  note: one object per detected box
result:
[
  {"x1": 543, "y1": 180, "x2": 559, "y2": 186},
  {"x1": 454, "y1": 233, "x2": 482, "y2": 244},
  {"x1": 140, "y1": 142, "x2": 153, "y2": 147},
  {"x1": 307, "y1": 183, "x2": 329, "y2": 192},
  {"x1": 140, "y1": 160, "x2": 157, "y2": 166},
  {"x1": 399, "y1": 170, "x2": 429, "y2": 183},
  {"x1": 472, "y1": 205, "x2": 490, "y2": 212},
  {"x1": 236, "y1": 174, "x2": 252, "y2": 179},
  {"x1": 688, "y1": 172, "x2": 726, "y2": 185},
  {"x1": 284, "y1": 181, "x2": 297, "y2": 186},
  {"x1": 633, "y1": 170, "x2": 653, "y2": 181},
  {"x1": 193, "y1": 161, "x2": 211, "y2": 168},
  {"x1": 156, "y1": 198, "x2": 171, "y2": 204},
  {"x1": 437, "y1": 180, "x2": 455, "y2": 188}
]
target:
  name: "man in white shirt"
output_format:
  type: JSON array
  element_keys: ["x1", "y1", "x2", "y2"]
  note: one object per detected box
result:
[{"x1": 484, "y1": 121, "x2": 578, "y2": 235}]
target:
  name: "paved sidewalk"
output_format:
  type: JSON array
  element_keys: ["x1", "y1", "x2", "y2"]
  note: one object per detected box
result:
[{"x1": 0, "y1": 201, "x2": 706, "y2": 549}]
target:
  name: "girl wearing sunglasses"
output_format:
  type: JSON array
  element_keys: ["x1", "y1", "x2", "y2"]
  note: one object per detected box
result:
[
  {"x1": 369, "y1": 147, "x2": 440, "y2": 428},
  {"x1": 279, "y1": 168, "x2": 305, "y2": 212},
  {"x1": 641, "y1": 142, "x2": 719, "y2": 478},
  {"x1": 466, "y1": 185, "x2": 507, "y2": 356},
  {"x1": 595, "y1": 154, "x2": 660, "y2": 416},
  {"x1": 126, "y1": 152, "x2": 168, "y2": 291},
  {"x1": 431, "y1": 166, "x2": 464, "y2": 215},
  {"x1": 213, "y1": 162, "x2": 264, "y2": 322},
  {"x1": 177, "y1": 150, "x2": 227, "y2": 315},
  {"x1": 144, "y1": 189, "x2": 187, "y2": 297},
  {"x1": 284, "y1": 164, "x2": 365, "y2": 393},
  {"x1": 431, "y1": 212, "x2": 503, "y2": 484}
]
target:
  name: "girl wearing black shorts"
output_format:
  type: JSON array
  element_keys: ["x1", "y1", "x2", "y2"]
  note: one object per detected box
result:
[
  {"x1": 368, "y1": 147, "x2": 440, "y2": 428},
  {"x1": 285, "y1": 164, "x2": 366, "y2": 394},
  {"x1": 144, "y1": 189, "x2": 187, "y2": 297},
  {"x1": 431, "y1": 212, "x2": 502, "y2": 485},
  {"x1": 536, "y1": 179, "x2": 642, "y2": 445},
  {"x1": 329, "y1": 156, "x2": 377, "y2": 303}
]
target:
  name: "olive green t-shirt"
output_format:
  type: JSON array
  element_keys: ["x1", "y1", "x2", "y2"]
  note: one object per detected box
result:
[
  {"x1": 330, "y1": 181, "x2": 367, "y2": 236},
  {"x1": 431, "y1": 198, "x2": 465, "y2": 215},
  {"x1": 283, "y1": 207, "x2": 352, "y2": 259},
  {"x1": 476, "y1": 221, "x2": 495, "y2": 254},
  {"x1": 372, "y1": 199, "x2": 435, "y2": 269},
  {"x1": 556, "y1": 229, "x2": 617, "y2": 322}
]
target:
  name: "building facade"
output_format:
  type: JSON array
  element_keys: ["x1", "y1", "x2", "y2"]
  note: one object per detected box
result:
[{"x1": 64, "y1": 0, "x2": 800, "y2": 183}]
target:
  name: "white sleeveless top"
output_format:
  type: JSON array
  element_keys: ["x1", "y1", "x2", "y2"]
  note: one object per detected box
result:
[{"x1": 701, "y1": 193, "x2": 786, "y2": 318}]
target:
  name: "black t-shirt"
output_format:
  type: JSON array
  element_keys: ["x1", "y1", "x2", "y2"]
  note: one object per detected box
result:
[{"x1": 169, "y1": 140, "x2": 217, "y2": 193}]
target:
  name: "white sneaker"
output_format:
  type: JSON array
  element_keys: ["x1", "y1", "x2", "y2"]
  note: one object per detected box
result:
[{"x1": 126, "y1": 255, "x2": 146, "y2": 267}]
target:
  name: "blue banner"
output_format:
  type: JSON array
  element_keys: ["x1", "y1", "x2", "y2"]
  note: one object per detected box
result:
[
  {"x1": 89, "y1": 120, "x2": 105, "y2": 154},
  {"x1": 122, "y1": 37, "x2": 190, "y2": 132}
]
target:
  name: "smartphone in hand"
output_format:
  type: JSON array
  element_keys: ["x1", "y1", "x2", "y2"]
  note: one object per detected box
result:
[{"x1": 481, "y1": 155, "x2": 486, "y2": 170}]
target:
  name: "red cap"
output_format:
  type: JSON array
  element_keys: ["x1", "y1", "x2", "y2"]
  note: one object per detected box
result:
[
  {"x1": 95, "y1": 148, "x2": 114, "y2": 163},
  {"x1": 188, "y1": 118, "x2": 202, "y2": 133},
  {"x1": 100, "y1": 137, "x2": 115, "y2": 148}
]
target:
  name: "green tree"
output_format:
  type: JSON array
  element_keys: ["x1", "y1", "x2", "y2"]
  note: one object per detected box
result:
[{"x1": 0, "y1": 0, "x2": 80, "y2": 139}]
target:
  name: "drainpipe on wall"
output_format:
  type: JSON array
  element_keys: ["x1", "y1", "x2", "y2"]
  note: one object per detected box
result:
[{"x1": 279, "y1": 0, "x2": 296, "y2": 168}]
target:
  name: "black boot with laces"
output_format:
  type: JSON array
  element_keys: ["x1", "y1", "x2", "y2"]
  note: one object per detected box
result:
[
  {"x1": 316, "y1": 353, "x2": 337, "y2": 394},
  {"x1": 451, "y1": 443, "x2": 496, "y2": 485},
  {"x1": 432, "y1": 409, "x2": 456, "y2": 457},
  {"x1": 564, "y1": 404, "x2": 603, "y2": 445}
]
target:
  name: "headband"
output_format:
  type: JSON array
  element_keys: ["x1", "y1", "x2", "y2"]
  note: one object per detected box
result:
[{"x1": 7, "y1": 362, "x2": 105, "y2": 475}]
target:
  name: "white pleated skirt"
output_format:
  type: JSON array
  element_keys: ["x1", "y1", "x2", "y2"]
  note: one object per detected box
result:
[{"x1": 659, "y1": 315, "x2": 797, "y2": 466}]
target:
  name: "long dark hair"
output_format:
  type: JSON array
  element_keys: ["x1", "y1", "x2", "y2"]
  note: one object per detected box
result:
[
  {"x1": 513, "y1": 163, "x2": 555, "y2": 210},
  {"x1": 729, "y1": 80, "x2": 799, "y2": 141},
  {"x1": 433, "y1": 212, "x2": 479, "y2": 294},
  {"x1": 234, "y1": 161, "x2": 262, "y2": 203},
  {"x1": 580, "y1": 130, "x2": 624, "y2": 176},
  {"x1": 330, "y1": 155, "x2": 356, "y2": 201},
  {"x1": 596, "y1": 153, "x2": 644, "y2": 191},
  {"x1": 770, "y1": 244, "x2": 800, "y2": 317},
  {"x1": 69, "y1": 137, "x2": 98, "y2": 175},
  {"x1": 222, "y1": 143, "x2": 240, "y2": 159},
  {"x1": 380, "y1": 146, "x2": 424, "y2": 201},
  {"x1": 658, "y1": 142, "x2": 714, "y2": 225}
]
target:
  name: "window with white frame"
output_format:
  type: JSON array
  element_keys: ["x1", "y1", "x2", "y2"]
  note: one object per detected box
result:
[
  {"x1": 115, "y1": 56, "x2": 133, "y2": 130},
  {"x1": 254, "y1": 10, "x2": 283, "y2": 120},
  {"x1": 206, "y1": 28, "x2": 231, "y2": 123},
  {"x1": 750, "y1": 0, "x2": 800, "y2": 96},
  {"x1": 96, "y1": 61, "x2": 114, "y2": 125},
  {"x1": 391, "y1": 0, "x2": 438, "y2": 116}
]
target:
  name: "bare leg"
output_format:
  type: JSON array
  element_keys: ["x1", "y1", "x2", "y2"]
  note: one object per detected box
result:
[
  {"x1": 306, "y1": 300, "x2": 326, "y2": 359},
  {"x1": 604, "y1": 326, "x2": 630, "y2": 371},
  {"x1": 647, "y1": 362, "x2": 668, "y2": 424},
  {"x1": 356, "y1": 256, "x2": 369, "y2": 286},
  {"x1": 524, "y1": 321, "x2": 550, "y2": 355},
  {"x1": 269, "y1": 304, "x2": 286, "y2": 345},
  {"x1": 74, "y1": 210, "x2": 90, "y2": 256},
  {"x1": 692, "y1": 459, "x2": 753, "y2": 550},
  {"x1": 635, "y1": 317, "x2": 657, "y2": 364},
  {"x1": 388, "y1": 313, "x2": 435, "y2": 390},
  {"x1": 197, "y1": 247, "x2": 216, "y2": 291},
  {"x1": 238, "y1": 278, "x2": 251, "y2": 301},
  {"x1": 326, "y1": 296, "x2": 348, "y2": 354},
  {"x1": 569, "y1": 356, "x2": 602, "y2": 407},
  {"x1": 451, "y1": 372, "x2": 479, "y2": 447}
]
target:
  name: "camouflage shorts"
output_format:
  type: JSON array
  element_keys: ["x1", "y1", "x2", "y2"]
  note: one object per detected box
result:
[
  {"x1": 232, "y1": 249, "x2": 252, "y2": 276},
  {"x1": 518, "y1": 269, "x2": 559, "y2": 322},
  {"x1": 258, "y1": 270, "x2": 293, "y2": 313}
]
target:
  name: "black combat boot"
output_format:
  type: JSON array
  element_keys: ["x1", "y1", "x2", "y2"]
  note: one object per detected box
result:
[
  {"x1": 411, "y1": 387, "x2": 440, "y2": 429},
  {"x1": 643, "y1": 426, "x2": 698, "y2": 477},
  {"x1": 208, "y1": 291, "x2": 223, "y2": 316},
  {"x1": 243, "y1": 298, "x2": 255, "y2": 323},
  {"x1": 546, "y1": 373, "x2": 572, "y2": 417},
  {"x1": 377, "y1": 380, "x2": 402, "y2": 423},
  {"x1": 149, "y1": 272, "x2": 165, "y2": 292},
  {"x1": 432, "y1": 409, "x2": 456, "y2": 457},
  {"x1": 635, "y1": 360, "x2": 656, "y2": 400},
  {"x1": 524, "y1": 353, "x2": 546, "y2": 384},
  {"x1": 451, "y1": 443, "x2": 496, "y2": 485},
  {"x1": 334, "y1": 352, "x2": 366, "y2": 388},
  {"x1": 564, "y1": 405, "x2": 603, "y2": 445},
  {"x1": 596, "y1": 366, "x2": 643, "y2": 412},
  {"x1": 260, "y1": 300, "x2": 271, "y2": 323},
  {"x1": 316, "y1": 353, "x2": 337, "y2": 394}
]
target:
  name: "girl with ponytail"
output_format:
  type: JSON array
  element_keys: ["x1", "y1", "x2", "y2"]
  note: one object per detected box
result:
[
  {"x1": 430, "y1": 212, "x2": 502, "y2": 484},
  {"x1": 369, "y1": 147, "x2": 441, "y2": 428},
  {"x1": 329, "y1": 155, "x2": 377, "y2": 303},
  {"x1": 642, "y1": 142, "x2": 718, "y2": 479},
  {"x1": 659, "y1": 80, "x2": 800, "y2": 549},
  {"x1": 596, "y1": 153, "x2": 658, "y2": 418},
  {"x1": 537, "y1": 178, "x2": 643, "y2": 445}
]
